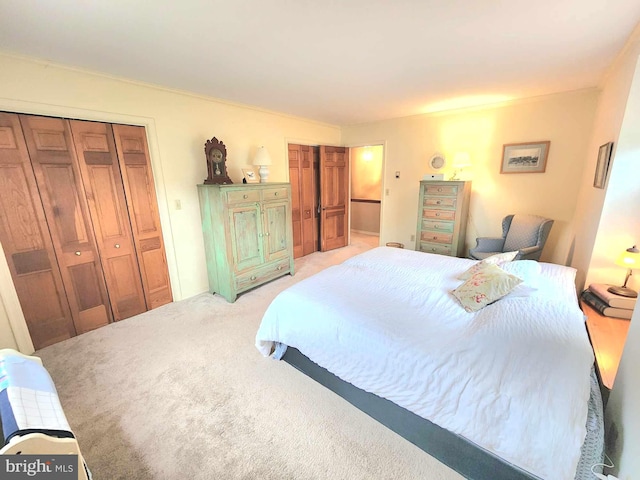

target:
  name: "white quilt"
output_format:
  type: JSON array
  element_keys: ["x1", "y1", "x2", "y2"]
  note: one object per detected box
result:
[{"x1": 255, "y1": 247, "x2": 594, "y2": 480}]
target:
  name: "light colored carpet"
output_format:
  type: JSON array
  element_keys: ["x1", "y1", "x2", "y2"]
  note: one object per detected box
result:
[{"x1": 37, "y1": 233, "x2": 464, "y2": 480}]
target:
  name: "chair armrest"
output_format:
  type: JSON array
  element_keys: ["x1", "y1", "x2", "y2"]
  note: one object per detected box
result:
[
  {"x1": 516, "y1": 245, "x2": 541, "y2": 261},
  {"x1": 472, "y1": 237, "x2": 506, "y2": 252}
]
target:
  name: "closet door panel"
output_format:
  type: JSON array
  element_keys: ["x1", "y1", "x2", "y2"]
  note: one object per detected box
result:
[
  {"x1": 319, "y1": 146, "x2": 349, "y2": 252},
  {"x1": 0, "y1": 112, "x2": 75, "y2": 348},
  {"x1": 19, "y1": 114, "x2": 112, "y2": 334},
  {"x1": 287, "y1": 145, "x2": 303, "y2": 258},
  {"x1": 70, "y1": 120, "x2": 147, "y2": 320},
  {"x1": 112, "y1": 124, "x2": 172, "y2": 309}
]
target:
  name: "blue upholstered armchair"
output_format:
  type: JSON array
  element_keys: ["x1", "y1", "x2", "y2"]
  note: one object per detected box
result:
[{"x1": 469, "y1": 214, "x2": 554, "y2": 261}]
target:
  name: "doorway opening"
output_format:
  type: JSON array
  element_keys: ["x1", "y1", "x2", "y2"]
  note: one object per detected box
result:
[{"x1": 350, "y1": 145, "x2": 384, "y2": 248}]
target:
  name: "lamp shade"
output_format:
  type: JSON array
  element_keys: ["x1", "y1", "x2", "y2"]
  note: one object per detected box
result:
[
  {"x1": 453, "y1": 152, "x2": 471, "y2": 168},
  {"x1": 615, "y1": 245, "x2": 640, "y2": 268},
  {"x1": 253, "y1": 146, "x2": 272, "y2": 166}
]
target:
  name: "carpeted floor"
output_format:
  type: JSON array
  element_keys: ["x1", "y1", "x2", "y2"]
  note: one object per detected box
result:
[{"x1": 37, "y1": 233, "x2": 464, "y2": 480}]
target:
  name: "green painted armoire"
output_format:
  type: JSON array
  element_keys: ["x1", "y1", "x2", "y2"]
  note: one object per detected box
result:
[{"x1": 197, "y1": 183, "x2": 295, "y2": 302}]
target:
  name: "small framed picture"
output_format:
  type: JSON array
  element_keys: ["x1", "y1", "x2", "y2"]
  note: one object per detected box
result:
[
  {"x1": 242, "y1": 167, "x2": 259, "y2": 184},
  {"x1": 593, "y1": 142, "x2": 614, "y2": 189},
  {"x1": 500, "y1": 141, "x2": 550, "y2": 174}
]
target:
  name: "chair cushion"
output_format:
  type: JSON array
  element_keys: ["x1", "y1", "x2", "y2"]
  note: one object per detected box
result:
[{"x1": 503, "y1": 215, "x2": 543, "y2": 252}]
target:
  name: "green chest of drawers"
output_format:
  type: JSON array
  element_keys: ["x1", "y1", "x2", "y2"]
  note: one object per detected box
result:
[
  {"x1": 415, "y1": 181, "x2": 471, "y2": 257},
  {"x1": 198, "y1": 183, "x2": 295, "y2": 302}
]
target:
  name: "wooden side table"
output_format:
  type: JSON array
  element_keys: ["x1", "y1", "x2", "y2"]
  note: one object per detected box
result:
[{"x1": 580, "y1": 299, "x2": 631, "y2": 404}]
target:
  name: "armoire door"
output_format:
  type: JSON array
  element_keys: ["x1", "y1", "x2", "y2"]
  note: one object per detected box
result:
[
  {"x1": 112, "y1": 124, "x2": 173, "y2": 309},
  {"x1": 19, "y1": 114, "x2": 113, "y2": 334},
  {"x1": 320, "y1": 146, "x2": 349, "y2": 252},
  {"x1": 0, "y1": 112, "x2": 75, "y2": 349},
  {"x1": 69, "y1": 120, "x2": 147, "y2": 320},
  {"x1": 228, "y1": 204, "x2": 264, "y2": 272}
]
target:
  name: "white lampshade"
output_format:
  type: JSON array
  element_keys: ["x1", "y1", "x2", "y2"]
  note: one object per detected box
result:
[
  {"x1": 253, "y1": 146, "x2": 272, "y2": 183},
  {"x1": 253, "y1": 146, "x2": 272, "y2": 166},
  {"x1": 453, "y1": 152, "x2": 471, "y2": 168}
]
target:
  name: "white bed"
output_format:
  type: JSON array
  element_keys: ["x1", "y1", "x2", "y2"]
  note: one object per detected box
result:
[{"x1": 255, "y1": 247, "x2": 597, "y2": 480}]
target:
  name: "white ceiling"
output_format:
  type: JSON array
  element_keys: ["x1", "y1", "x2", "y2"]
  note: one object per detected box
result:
[{"x1": 1, "y1": 0, "x2": 639, "y2": 125}]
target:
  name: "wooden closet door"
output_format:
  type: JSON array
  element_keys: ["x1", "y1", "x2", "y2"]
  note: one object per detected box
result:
[
  {"x1": 70, "y1": 120, "x2": 147, "y2": 320},
  {"x1": 112, "y1": 124, "x2": 172, "y2": 309},
  {"x1": 319, "y1": 146, "x2": 349, "y2": 251},
  {"x1": 19, "y1": 114, "x2": 112, "y2": 334},
  {"x1": 0, "y1": 112, "x2": 75, "y2": 349},
  {"x1": 288, "y1": 144, "x2": 319, "y2": 259}
]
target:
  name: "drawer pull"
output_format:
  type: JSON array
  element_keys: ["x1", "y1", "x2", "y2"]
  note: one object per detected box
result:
[
  {"x1": 243, "y1": 194, "x2": 248, "y2": 199},
  {"x1": 434, "y1": 225, "x2": 440, "y2": 229},
  {"x1": 75, "y1": 251, "x2": 81, "y2": 256},
  {"x1": 437, "y1": 188, "x2": 442, "y2": 192},
  {"x1": 115, "y1": 244, "x2": 120, "y2": 249},
  {"x1": 275, "y1": 192, "x2": 279, "y2": 196},
  {"x1": 265, "y1": 232, "x2": 270, "y2": 236},
  {"x1": 433, "y1": 236, "x2": 437, "y2": 240},
  {"x1": 277, "y1": 265, "x2": 283, "y2": 270},
  {"x1": 435, "y1": 213, "x2": 440, "y2": 217},
  {"x1": 250, "y1": 276, "x2": 257, "y2": 281},
  {"x1": 436, "y1": 200, "x2": 441, "y2": 204}
]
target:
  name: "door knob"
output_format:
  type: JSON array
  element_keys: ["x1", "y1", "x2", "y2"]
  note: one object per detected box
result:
[
  {"x1": 115, "y1": 244, "x2": 120, "y2": 248},
  {"x1": 75, "y1": 251, "x2": 81, "y2": 256}
]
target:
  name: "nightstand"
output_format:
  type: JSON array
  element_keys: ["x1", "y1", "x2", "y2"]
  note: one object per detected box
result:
[{"x1": 580, "y1": 299, "x2": 630, "y2": 404}]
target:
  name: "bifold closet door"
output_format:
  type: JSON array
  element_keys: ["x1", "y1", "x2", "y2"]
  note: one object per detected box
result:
[
  {"x1": 19, "y1": 114, "x2": 113, "y2": 335},
  {"x1": 288, "y1": 144, "x2": 319, "y2": 259},
  {"x1": 0, "y1": 112, "x2": 76, "y2": 349},
  {"x1": 112, "y1": 124, "x2": 172, "y2": 309},
  {"x1": 69, "y1": 120, "x2": 147, "y2": 320}
]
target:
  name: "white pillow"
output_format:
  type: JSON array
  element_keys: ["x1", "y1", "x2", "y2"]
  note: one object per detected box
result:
[{"x1": 500, "y1": 260, "x2": 541, "y2": 297}]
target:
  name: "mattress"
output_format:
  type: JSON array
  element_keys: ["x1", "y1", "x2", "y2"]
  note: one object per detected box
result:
[{"x1": 256, "y1": 247, "x2": 595, "y2": 479}]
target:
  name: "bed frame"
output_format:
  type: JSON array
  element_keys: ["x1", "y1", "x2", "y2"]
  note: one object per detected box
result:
[{"x1": 283, "y1": 347, "x2": 540, "y2": 480}]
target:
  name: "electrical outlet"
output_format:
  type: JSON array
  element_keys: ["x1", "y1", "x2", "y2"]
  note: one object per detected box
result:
[
  {"x1": 385, "y1": 188, "x2": 390, "y2": 196},
  {"x1": 410, "y1": 234, "x2": 415, "y2": 242},
  {"x1": 175, "y1": 199, "x2": 182, "y2": 210}
]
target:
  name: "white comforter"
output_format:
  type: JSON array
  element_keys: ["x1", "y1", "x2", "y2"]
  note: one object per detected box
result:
[{"x1": 255, "y1": 247, "x2": 594, "y2": 480}]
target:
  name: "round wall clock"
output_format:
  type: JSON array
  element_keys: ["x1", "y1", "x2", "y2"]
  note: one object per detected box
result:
[{"x1": 430, "y1": 154, "x2": 446, "y2": 170}]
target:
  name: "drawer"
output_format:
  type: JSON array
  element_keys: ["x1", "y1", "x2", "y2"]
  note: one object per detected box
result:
[
  {"x1": 227, "y1": 189, "x2": 261, "y2": 204},
  {"x1": 419, "y1": 242, "x2": 452, "y2": 256},
  {"x1": 262, "y1": 187, "x2": 289, "y2": 201},
  {"x1": 424, "y1": 197, "x2": 457, "y2": 208},
  {"x1": 423, "y1": 209, "x2": 456, "y2": 221},
  {"x1": 420, "y1": 231, "x2": 453, "y2": 244},
  {"x1": 421, "y1": 219, "x2": 454, "y2": 233},
  {"x1": 424, "y1": 184, "x2": 458, "y2": 196},
  {"x1": 235, "y1": 259, "x2": 290, "y2": 291}
]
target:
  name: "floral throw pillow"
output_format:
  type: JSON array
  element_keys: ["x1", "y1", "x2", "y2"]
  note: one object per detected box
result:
[
  {"x1": 452, "y1": 263, "x2": 523, "y2": 312},
  {"x1": 458, "y1": 251, "x2": 519, "y2": 280}
]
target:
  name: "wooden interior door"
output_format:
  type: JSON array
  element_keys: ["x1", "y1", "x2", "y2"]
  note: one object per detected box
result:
[
  {"x1": 319, "y1": 146, "x2": 349, "y2": 251},
  {"x1": 70, "y1": 120, "x2": 147, "y2": 321},
  {"x1": 19, "y1": 114, "x2": 112, "y2": 334},
  {"x1": 0, "y1": 112, "x2": 76, "y2": 349},
  {"x1": 112, "y1": 124, "x2": 172, "y2": 309},
  {"x1": 288, "y1": 144, "x2": 319, "y2": 258}
]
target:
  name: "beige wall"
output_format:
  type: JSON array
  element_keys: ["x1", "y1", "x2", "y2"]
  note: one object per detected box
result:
[
  {"x1": 342, "y1": 90, "x2": 599, "y2": 264},
  {"x1": 0, "y1": 52, "x2": 340, "y2": 352},
  {"x1": 598, "y1": 36, "x2": 640, "y2": 478}
]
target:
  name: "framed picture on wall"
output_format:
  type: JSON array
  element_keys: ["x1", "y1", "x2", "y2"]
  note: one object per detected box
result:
[
  {"x1": 593, "y1": 142, "x2": 614, "y2": 189},
  {"x1": 500, "y1": 141, "x2": 550, "y2": 174}
]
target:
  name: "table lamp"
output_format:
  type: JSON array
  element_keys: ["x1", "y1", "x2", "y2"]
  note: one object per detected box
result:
[
  {"x1": 450, "y1": 152, "x2": 471, "y2": 180},
  {"x1": 608, "y1": 245, "x2": 639, "y2": 298},
  {"x1": 253, "y1": 146, "x2": 272, "y2": 183}
]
